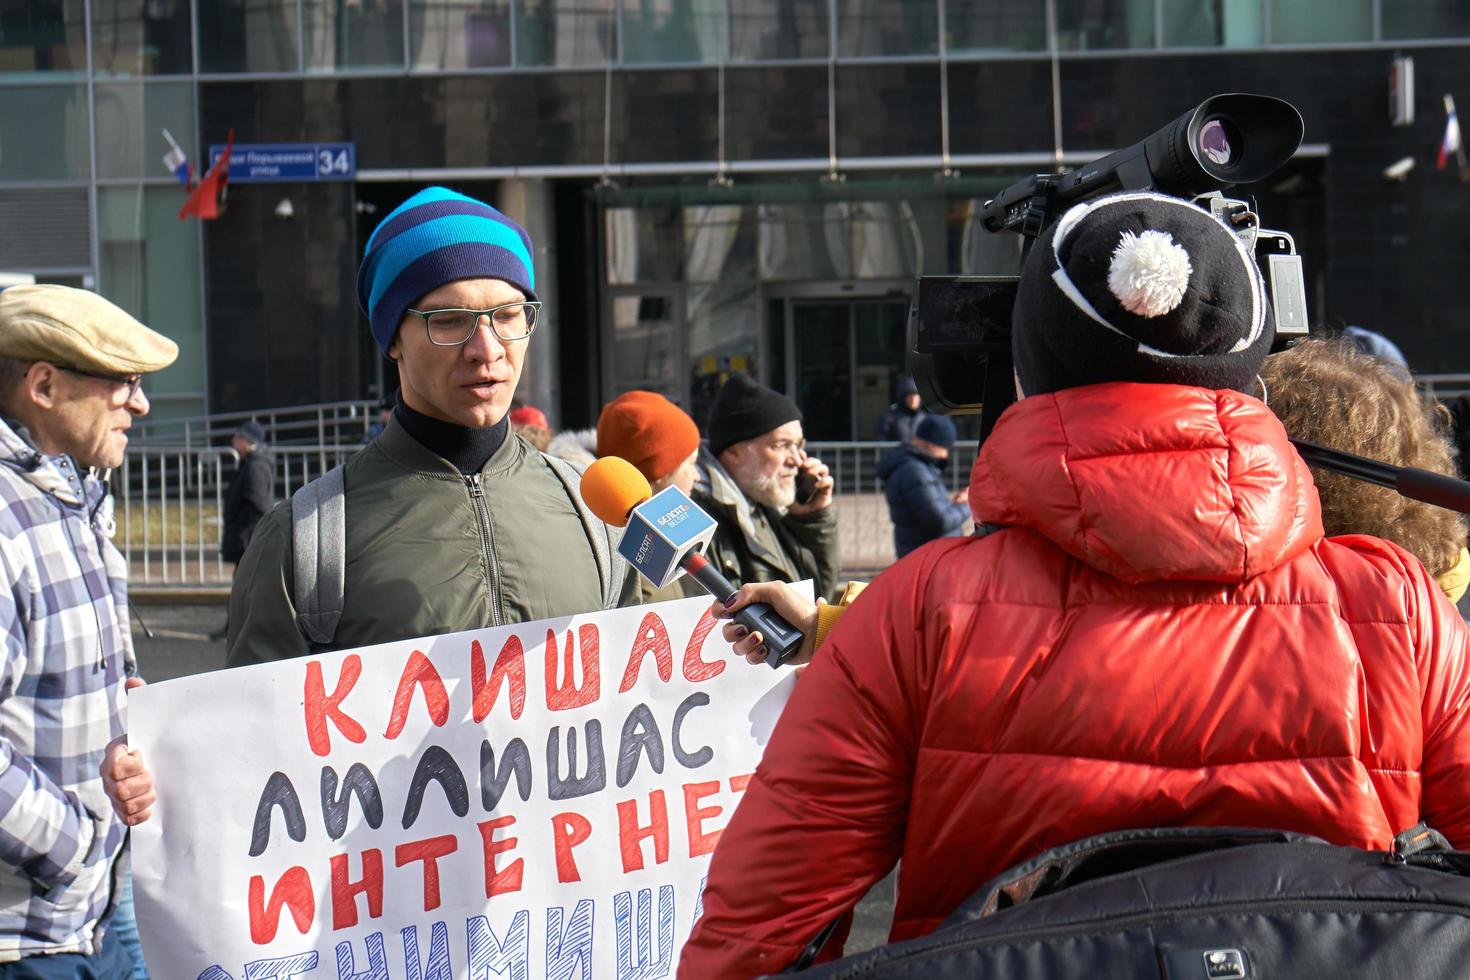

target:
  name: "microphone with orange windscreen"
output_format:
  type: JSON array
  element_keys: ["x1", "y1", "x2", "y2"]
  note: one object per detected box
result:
[{"x1": 581, "y1": 456, "x2": 805, "y2": 668}]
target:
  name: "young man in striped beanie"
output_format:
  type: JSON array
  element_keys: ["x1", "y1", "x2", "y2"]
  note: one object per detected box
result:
[{"x1": 221, "y1": 186, "x2": 638, "y2": 667}]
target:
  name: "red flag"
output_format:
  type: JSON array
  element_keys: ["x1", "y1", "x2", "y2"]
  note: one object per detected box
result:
[{"x1": 179, "y1": 129, "x2": 233, "y2": 220}]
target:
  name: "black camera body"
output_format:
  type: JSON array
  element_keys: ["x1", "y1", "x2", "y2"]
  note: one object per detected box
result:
[{"x1": 910, "y1": 93, "x2": 1310, "y2": 430}]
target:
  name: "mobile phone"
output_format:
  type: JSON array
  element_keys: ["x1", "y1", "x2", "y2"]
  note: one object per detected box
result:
[{"x1": 795, "y1": 468, "x2": 819, "y2": 505}]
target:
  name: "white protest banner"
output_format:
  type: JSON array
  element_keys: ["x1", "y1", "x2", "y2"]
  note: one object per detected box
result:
[{"x1": 128, "y1": 592, "x2": 800, "y2": 979}]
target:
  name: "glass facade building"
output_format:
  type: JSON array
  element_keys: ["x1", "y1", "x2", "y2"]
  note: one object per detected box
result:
[{"x1": 3, "y1": 1, "x2": 1468, "y2": 431}]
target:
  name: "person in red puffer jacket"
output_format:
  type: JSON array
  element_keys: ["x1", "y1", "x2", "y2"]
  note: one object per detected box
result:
[{"x1": 678, "y1": 191, "x2": 1470, "y2": 978}]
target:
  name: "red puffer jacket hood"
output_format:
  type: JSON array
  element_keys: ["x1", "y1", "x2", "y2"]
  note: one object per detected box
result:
[
  {"x1": 969, "y1": 382, "x2": 1324, "y2": 583},
  {"x1": 680, "y1": 381, "x2": 1470, "y2": 980}
]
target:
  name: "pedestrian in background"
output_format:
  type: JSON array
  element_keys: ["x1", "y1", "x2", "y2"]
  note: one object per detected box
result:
[
  {"x1": 361, "y1": 393, "x2": 393, "y2": 443},
  {"x1": 220, "y1": 420, "x2": 272, "y2": 566},
  {"x1": 873, "y1": 375, "x2": 928, "y2": 443},
  {"x1": 0, "y1": 284, "x2": 176, "y2": 977},
  {"x1": 878, "y1": 413, "x2": 970, "y2": 559}
]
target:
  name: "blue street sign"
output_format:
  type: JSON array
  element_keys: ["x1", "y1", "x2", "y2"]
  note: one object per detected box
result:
[{"x1": 207, "y1": 142, "x2": 356, "y2": 183}]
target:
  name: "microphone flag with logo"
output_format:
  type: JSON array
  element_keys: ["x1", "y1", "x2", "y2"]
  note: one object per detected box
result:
[
  {"x1": 581, "y1": 456, "x2": 717, "y2": 588},
  {"x1": 581, "y1": 456, "x2": 805, "y2": 666}
]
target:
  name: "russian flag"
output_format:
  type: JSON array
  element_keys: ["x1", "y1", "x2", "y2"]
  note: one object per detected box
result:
[
  {"x1": 1438, "y1": 94, "x2": 1461, "y2": 171},
  {"x1": 162, "y1": 129, "x2": 192, "y2": 187},
  {"x1": 179, "y1": 129, "x2": 233, "y2": 221}
]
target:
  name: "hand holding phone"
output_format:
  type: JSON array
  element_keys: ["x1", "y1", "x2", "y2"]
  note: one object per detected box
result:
[{"x1": 790, "y1": 453, "x2": 833, "y2": 513}]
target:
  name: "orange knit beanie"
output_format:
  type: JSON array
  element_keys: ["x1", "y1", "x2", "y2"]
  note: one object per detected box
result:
[{"x1": 596, "y1": 390, "x2": 701, "y2": 483}]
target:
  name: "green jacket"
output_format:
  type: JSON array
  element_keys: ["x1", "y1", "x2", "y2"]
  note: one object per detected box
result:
[
  {"x1": 226, "y1": 416, "x2": 639, "y2": 666},
  {"x1": 692, "y1": 449, "x2": 842, "y2": 603}
]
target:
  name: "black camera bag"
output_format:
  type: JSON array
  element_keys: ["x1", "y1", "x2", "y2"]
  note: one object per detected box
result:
[{"x1": 779, "y1": 824, "x2": 1470, "y2": 979}]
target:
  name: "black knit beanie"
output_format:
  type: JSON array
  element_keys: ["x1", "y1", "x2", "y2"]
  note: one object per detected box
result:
[
  {"x1": 707, "y1": 374, "x2": 802, "y2": 456},
  {"x1": 1012, "y1": 191, "x2": 1274, "y2": 397}
]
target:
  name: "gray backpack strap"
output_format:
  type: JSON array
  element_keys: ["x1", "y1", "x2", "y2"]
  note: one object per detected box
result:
[
  {"x1": 291, "y1": 464, "x2": 347, "y2": 647},
  {"x1": 541, "y1": 452, "x2": 626, "y2": 610}
]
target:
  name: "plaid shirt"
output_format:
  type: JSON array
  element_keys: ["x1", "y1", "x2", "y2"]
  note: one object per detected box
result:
[{"x1": 0, "y1": 418, "x2": 131, "y2": 961}]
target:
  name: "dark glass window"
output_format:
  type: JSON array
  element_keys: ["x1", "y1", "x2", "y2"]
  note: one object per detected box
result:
[
  {"x1": 1056, "y1": 0, "x2": 1156, "y2": 50},
  {"x1": 515, "y1": 0, "x2": 616, "y2": 66},
  {"x1": 607, "y1": 207, "x2": 684, "y2": 284},
  {"x1": 725, "y1": 65, "x2": 829, "y2": 161},
  {"x1": 766, "y1": 297, "x2": 787, "y2": 394},
  {"x1": 198, "y1": 0, "x2": 300, "y2": 73},
  {"x1": 0, "y1": 84, "x2": 89, "y2": 179},
  {"x1": 837, "y1": 0, "x2": 938, "y2": 57},
  {"x1": 944, "y1": 0, "x2": 1046, "y2": 53},
  {"x1": 1381, "y1": 0, "x2": 1470, "y2": 40},
  {"x1": 1161, "y1": 0, "x2": 1264, "y2": 47},
  {"x1": 613, "y1": 68, "x2": 718, "y2": 163},
  {"x1": 835, "y1": 62, "x2": 941, "y2": 159},
  {"x1": 0, "y1": 2, "x2": 87, "y2": 73},
  {"x1": 98, "y1": 185, "x2": 206, "y2": 416},
  {"x1": 94, "y1": 81, "x2": 196, "y2": 180},
  {"x1": 688, "y1": 279, "x2": 758, "y2": 425},
  {"x1": 1271, "y1": 0, "x2": 1371, "y2": 43},
  {"x1": 91, "y1": 0, "x2": 193, "y2": 75},
  {"x1": 730, "y1": 0, "x2": 827, "y2": 61},
  {"x1": 621, "y1": 0, "x2": 723, "y2": 64},
  {"x1": 610, "y1": 292, "x2": 682, "y2": 400},
  {"x1": 685, "y1": 205, "x2": 755, "y2": 283},
  {"x1": 304, "y1": 0, "x2": 406, "y2": 70},
  {"x1": 410, "y1": 0, "x2": 511, "y2": 68}
]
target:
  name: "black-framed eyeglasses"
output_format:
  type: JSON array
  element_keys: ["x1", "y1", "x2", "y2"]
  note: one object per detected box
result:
[
  {"x1": 405, "y1": 301, "x2": 542, "y2": 347},
  {"x1": 55, "y1": 364, "x2": 143, "y2": 401}
]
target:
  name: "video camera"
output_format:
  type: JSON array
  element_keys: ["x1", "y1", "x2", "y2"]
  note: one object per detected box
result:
[{"x1": 909, "y1": 93, "x2": 1311, "y2": 435}]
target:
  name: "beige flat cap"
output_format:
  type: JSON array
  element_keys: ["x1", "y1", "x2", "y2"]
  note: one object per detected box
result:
[{"x1": 0, "y1": 284, "x2": 178, "y2": 375}]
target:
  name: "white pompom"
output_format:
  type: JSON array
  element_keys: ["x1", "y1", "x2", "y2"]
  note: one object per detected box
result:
[{"x1": 1106, "y1": 229, "x2": 1192, "y2": 318}]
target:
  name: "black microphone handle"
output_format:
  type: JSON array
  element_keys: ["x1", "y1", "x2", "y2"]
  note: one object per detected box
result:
[
  {"x1": 1292, "y1": 438, "x2": 1470, "y2": 515},
  {"x1": 683, "y1": 555, "x2": 807, "y2": 668}
]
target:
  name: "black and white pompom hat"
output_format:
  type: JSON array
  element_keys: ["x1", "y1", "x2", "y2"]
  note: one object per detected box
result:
[{"x1": 1012, "y1": 190, "x2": 1275, "y2": 397}]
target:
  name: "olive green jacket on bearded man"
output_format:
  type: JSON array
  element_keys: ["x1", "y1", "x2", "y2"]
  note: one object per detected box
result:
[
  {"x1": 225, "y1": 415, "x2": 639, "y2": 666},
  {"x1": 693, "y1": 448, "x2": 842, "y2": 604}
]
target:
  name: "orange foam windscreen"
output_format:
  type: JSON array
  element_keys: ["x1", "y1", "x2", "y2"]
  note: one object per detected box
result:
[{"x1": 580, "y1": 456, "x2": 653, "y2": 528}]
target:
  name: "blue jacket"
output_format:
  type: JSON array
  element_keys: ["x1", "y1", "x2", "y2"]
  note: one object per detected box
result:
[
  {"x1": 877, "y1": 444, "x2": 970, "y2": 558},
  {"x1": 873, "y1": 404, "x2": 928, "y2": 444}
]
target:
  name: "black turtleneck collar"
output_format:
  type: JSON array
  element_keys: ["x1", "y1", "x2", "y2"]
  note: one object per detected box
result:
[{"x1": 393, "y1": 394, "x2": 509, "y2": 475}]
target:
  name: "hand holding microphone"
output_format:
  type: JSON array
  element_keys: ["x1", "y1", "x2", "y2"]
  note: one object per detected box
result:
[
  {"x1": 581, "y1": 456, "x2": 806, "y2": 668},
  {"x1": 716, "y1": 582, "x2": 819, "y2": 668}
]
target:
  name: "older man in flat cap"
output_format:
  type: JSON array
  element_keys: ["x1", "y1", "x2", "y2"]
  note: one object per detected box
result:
[{"x1": 0, "y1": 284, "x2": 175, "y2": 975}]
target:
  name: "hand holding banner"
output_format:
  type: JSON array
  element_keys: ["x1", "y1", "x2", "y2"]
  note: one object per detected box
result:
[{"x1": 129, "y1": 593, "x2": 802, "y2": 979}]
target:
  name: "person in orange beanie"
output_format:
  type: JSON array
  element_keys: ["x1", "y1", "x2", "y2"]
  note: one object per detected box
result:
[{"x1": 596, "y1": 390, "x2": 703, "y2": 602}]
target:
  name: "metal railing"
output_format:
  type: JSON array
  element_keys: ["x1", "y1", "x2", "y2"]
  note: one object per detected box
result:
[
  {"x1": 117, "y1": 439, "x2": 980, "y2": 587},
  {"x1": 117, "y1": 443, "x2": 365, "y2": 587},
  {"x1": 807, "y1": 441, "x2": 978, "y2": 573},
  {"x1": 1417, "y1": 374, "x2": 1470, "y2": 399},
  {"x1": 129, "y1": 399, "x2": 381, "y2": 449}
]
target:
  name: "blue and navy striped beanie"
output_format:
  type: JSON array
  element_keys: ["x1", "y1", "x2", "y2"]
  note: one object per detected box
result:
[{"x1": 355, "y1": 186, "x2": 537, "y2": 354}]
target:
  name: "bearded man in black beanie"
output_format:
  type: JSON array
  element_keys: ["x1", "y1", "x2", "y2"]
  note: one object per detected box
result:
[
  {"x1": 681, "y1": 190, "x2": 1470, "y2": 977},
  {"x1": 692, "y1": 373, "x2": 841, "y2": 602}
]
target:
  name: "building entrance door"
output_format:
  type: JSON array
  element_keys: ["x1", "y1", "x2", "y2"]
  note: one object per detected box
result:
[{"x1": 786, "y1": 297, "x2": 909, "y2": 441}]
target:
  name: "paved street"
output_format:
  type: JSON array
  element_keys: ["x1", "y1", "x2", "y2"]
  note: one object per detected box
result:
[{"x1": 131, "y1": 602, "x2": 228, "y2": 683}]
